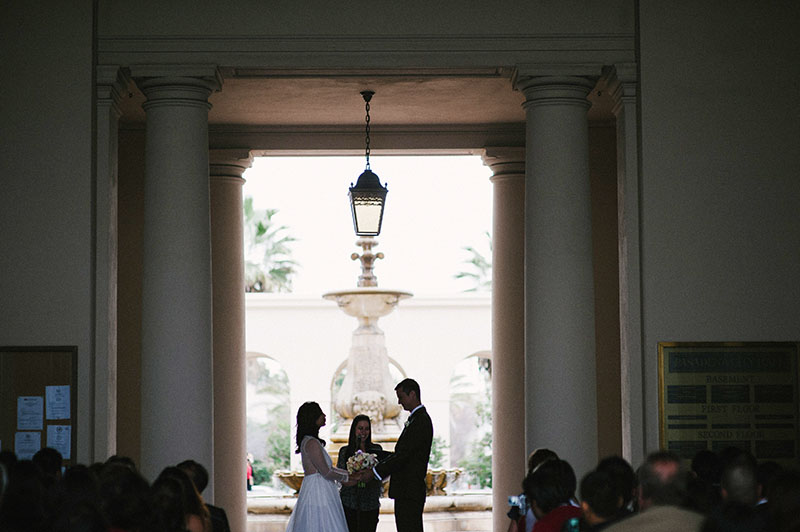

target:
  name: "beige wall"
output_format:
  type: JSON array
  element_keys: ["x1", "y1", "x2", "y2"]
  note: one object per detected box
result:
[
  {"x1": 0, "y1": 1, "x2": 95, "y2": 463},
  {"x1": 637, "y1": 2, "x2": 800, "y2": 455}
]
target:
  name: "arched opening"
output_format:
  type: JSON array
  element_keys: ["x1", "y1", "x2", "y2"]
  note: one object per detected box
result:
[
  {"x1": 449, "y1": 351, "x2": 492, "y2": 491},
  {"x1": 245, "y1": 352, "x2": 292, "y2": 494}
]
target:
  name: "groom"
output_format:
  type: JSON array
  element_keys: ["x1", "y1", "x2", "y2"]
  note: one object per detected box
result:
[{"x1": 363, "y1": 378, "x2": 433, "y2": 532}]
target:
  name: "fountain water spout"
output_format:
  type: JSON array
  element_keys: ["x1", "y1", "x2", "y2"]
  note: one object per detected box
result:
[{"x1": 351, "y1": 237, "x2": 384, "y2": 287}]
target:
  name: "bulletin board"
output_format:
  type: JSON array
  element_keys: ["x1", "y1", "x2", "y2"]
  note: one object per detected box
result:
[{"x1": 0, "y1": 346, "x2": 77, "y2": 466}]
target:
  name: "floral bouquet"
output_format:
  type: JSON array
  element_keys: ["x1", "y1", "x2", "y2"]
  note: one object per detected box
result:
[{"x1": 346, "y1": 450, "x2": 378, "y2": 487}]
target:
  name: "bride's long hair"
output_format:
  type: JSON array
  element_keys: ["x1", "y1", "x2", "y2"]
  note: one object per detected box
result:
[{"x1": 295, "y1": 401, "x2": 325, "y2": 453}]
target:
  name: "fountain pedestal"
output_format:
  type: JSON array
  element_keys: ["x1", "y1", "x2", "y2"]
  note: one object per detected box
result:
[{"x1": 323, "y1": 287, "x2": 411, "y2": 445}]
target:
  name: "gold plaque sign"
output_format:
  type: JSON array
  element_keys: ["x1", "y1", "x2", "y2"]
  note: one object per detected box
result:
[{"x1": 658, "y1": 342, "x2": 799, "y2": 466}]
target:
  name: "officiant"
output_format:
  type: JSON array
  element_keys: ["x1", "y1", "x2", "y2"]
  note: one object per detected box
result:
[{"x1": 338, "y1": 414, "x2": 386, "y2": 532}]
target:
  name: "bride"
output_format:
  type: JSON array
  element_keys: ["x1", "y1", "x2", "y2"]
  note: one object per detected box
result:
[{"x1": 286, "y1": 401, "x2": 355, "y2": 532}]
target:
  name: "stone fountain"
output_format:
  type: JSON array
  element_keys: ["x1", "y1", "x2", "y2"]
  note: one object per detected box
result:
[
  {"x1": 274, "y1": 237, "x2": 461, "y2": 498},
  {"x1": 323, "y1": 237, "x2": 411, "y2": 449}
]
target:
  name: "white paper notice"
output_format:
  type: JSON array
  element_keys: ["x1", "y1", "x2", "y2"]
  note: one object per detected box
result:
[
  {"x1": 47, "y1": 425, "x2": 71, "y2": 459},
  {"x1": 17, "y1": 396, "x2": 44, "y2": 430},
  {"x1": 15, "y1": 431, "x2": 41, "y2": 460},
  {"x1": 46, "y1": 385, "x2": 71, "y2": 420}
]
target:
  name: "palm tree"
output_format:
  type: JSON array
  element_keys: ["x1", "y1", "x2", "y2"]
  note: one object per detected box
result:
[
  {"x1": 454, "y1": 231, "x2": 492, "y2": 292},
  {"x1": 243, "y1": 196, "x2": 298, "y2": 292}
]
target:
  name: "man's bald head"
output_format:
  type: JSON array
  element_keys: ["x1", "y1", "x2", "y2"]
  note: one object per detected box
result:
[{"x1": 637, "y1": 451, "x2": 689, "y2": 510}]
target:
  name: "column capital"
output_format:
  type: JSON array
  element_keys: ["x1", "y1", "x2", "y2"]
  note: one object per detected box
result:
[
  {"x1": 481, "y1": 147, "x2": 525, "y2": 181},
  {"x1": 512, "y1": 64, "x2": 601, "y2": 111},
  {"x1": 131, "y1": 65, "x2": 222, "y2": 109},
  {"x1": 514, "y1": 76, "x2": 596, "y2": 110},
  {"x1": 209, "y1": 149, "x2": 254, "y2": 181}
]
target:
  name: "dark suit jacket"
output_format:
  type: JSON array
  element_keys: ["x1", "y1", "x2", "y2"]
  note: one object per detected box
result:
[{"x1": 375, "y1": 406, "x2": 433, "y2": 502}]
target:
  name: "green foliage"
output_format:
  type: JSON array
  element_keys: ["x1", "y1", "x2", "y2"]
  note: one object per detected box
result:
[
  {"x1": 252, "y1": 420, "x2": 291, "y2": 483},
  {"x1": 459, "y1": 430, "x2": 492, "y2": 488},
  {"x1": 243, "y1": 196, "x2": 299, "y2": 293},
  {"x1": 456, "y1": 357, "x2": 492, "y2": 488},
  {"x1": 247, "y1": 358, "x2": 291, "y2": 486},
  {"x1": 454, "y1": 231, "x2": 492, "y2": 292},
  {"x1": 251, "y1": 459, "x2": 272, "y2": 485},
  {"x1": 429, "y1": 436, "x2": 448, "y2": 469}
]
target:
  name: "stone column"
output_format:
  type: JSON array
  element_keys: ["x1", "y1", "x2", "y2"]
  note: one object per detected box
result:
[
  {"x1": 209, "y1": 149, "x2": 251, "y2": 532},
  {"x1": 482, "y1": 147, "x2": 526, "y2": 532},
  {"x1": 516, "y1": 71, "x2": 599, "y2": 477},
  {"x1": 94, "y1": 66, "x2": 129, "y2": 461},
  {"x1": 132, "y1": 66, "x2": 221, "y2": 484},
  {"x1": 610, "y1": 65, "x2": 644, "y2": 466}
]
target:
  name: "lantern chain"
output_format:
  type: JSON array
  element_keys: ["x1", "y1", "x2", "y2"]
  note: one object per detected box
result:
[{"x1": 364, "y1": 98, "x2": 371, "y2": 170}]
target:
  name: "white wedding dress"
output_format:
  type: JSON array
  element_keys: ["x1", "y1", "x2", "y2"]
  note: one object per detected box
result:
[{"x1": 285, "y1": 435, "x2": 350, "y2": 532}]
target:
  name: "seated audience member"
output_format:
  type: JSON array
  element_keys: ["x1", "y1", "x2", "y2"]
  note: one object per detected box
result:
[
  {"x1": 0, "y1": 451, "x2": 15, "y2": 509},
  {"x1": 523, "y1": 458, "x2": 581, "y2": 532},
  {"x1": 578, "y1": 470, "x2": 623, "y2": 531},
  {"x1": 754, "y1": 460, "x2": 782, "y2": 515},
  {"x1": 765, "y1": 468, "x2": 800, "y2": 532},
  {"x1": 529, "y1": 449, "x2": 560, "y2": 475},
  {"x1": 99, "y1": 462, "x2": 152, "y2": 532},
  {"x1": 508, "y1": 449, "x2": 561, "y2": 532},
  {"x1": 0, "y1": 460, "x2": 50, "y2": 532},
  {"x1": 153, "y1": 466, "x2": 212, "y2": 532},
  {"x1": 0, "y1": 450, "x2": 17, "y2": 471},
  {"x1": 151, "y1": 474, "x2": 192, "y2": 532},
  {"x1": 701, "y1": 451, "x2": 766, "y2": 531},
  {"x1": 105, "y1": 454, "x2": 138, "y2": 472},
  {"x1": 687, "y1": 450, "x2": 722, "y2": 513},
  {"x1": 691, "y1": 450, "x2": 722, "y2": 487},
  {"x1": 32, "y1": 446, "x2": 63, "y2": 490},
  {"x1": 605, "y1": 451, "x2": 703, "y2": 532},
  {"x1": 701, "y1": 501, "x2": 766, "y2": 532},
  {"x1": 178, "y1": 459, "x2": 231, "y2": 532},
  {"x1": 718, "y1": 446, "x2": 747, "y2": 469},
  {"x1": 595, "y1": 455, "x2": 636, "y2": 517},
  {"x1": 51, "y1": 464, "x2": 109, "y2": 532},
  {"x1": 719, "y1": 452, "x2": 759, "y2": 506}
]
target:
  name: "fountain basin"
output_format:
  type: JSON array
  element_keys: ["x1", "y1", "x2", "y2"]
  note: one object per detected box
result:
[
  {"x1": 323, "y1": 288, "x2": 412, "y2": 320},
  {"x1": 275, "y1": 468, "x2": 461, "y2": 497}
]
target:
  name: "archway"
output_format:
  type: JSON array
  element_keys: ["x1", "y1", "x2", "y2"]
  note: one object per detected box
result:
[
  {"x1": 449, "y1": 351, "x2": 492, "y2": 490},
  {"x1": 245, "y1": 352, "x2": 292, "y2": 493}
]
